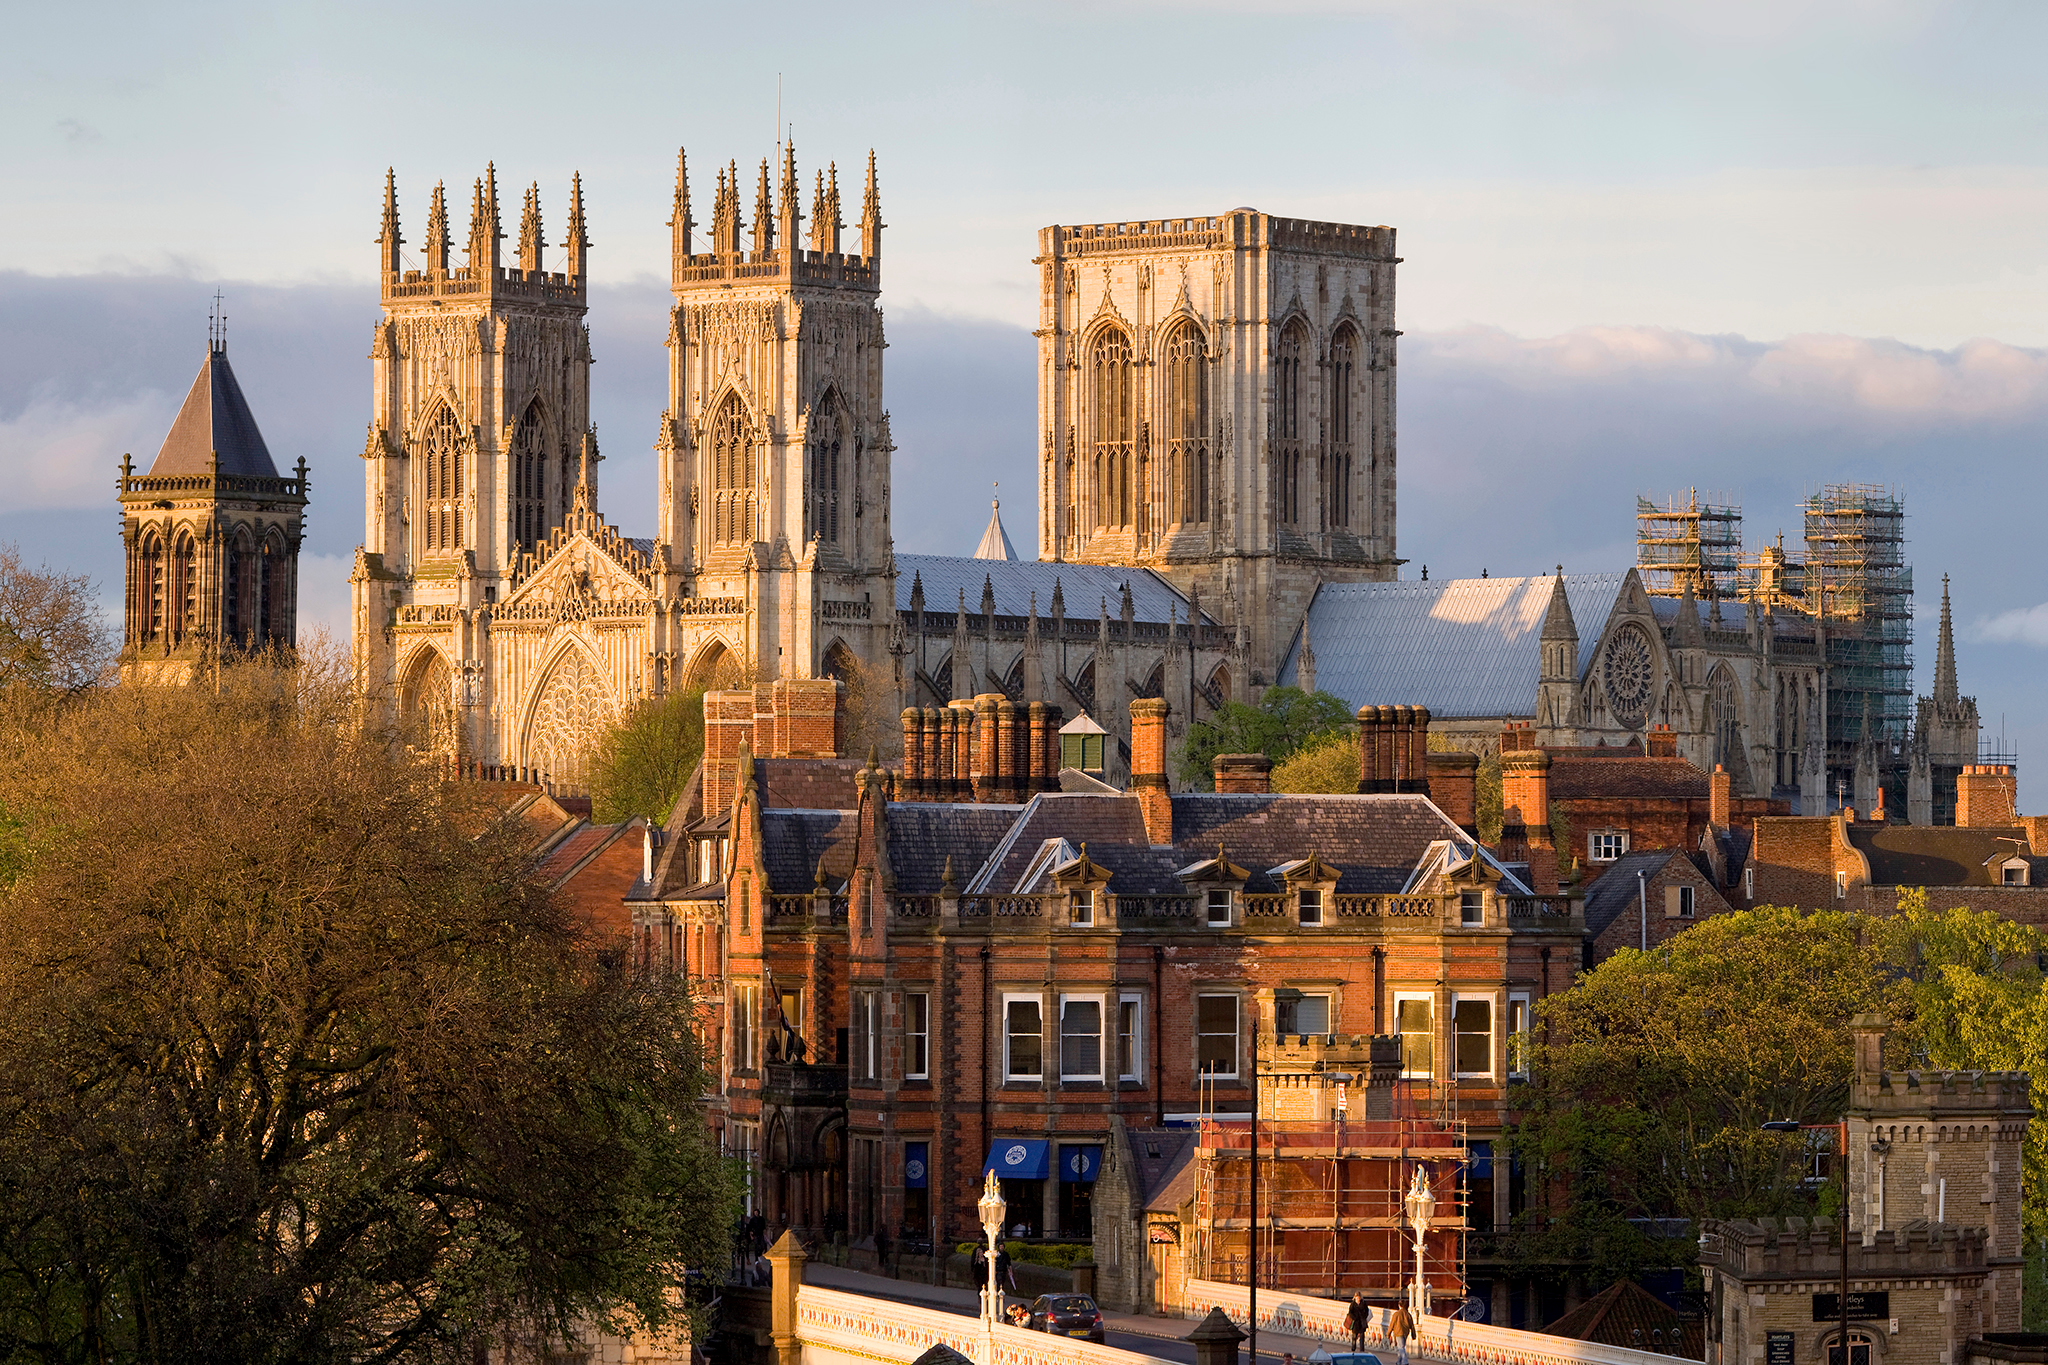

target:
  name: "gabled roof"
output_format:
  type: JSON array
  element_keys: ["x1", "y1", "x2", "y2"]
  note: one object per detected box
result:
[
  {"x1": 1549, "y1": 753, "x2": 1711, "y2": 801},
  {"x1": 150, "y1": 345, "x2": 280, "y2": 478},
  {"x1": 1543, "y1": 1278, "x2": 1694, "y2": 1356},
  {"x1": 1277, "y1": 573, "x2": 1629, "y2": 717},
  {"x1": 1127, "y1": 1126, "x2": 1200, "y2": 1213},
  {"x1": 895, "y1": 555, "x2": 1204, "y2": 624},
  {"x1": 974, "y1": 499, "x2": 1019, "y2": 560},
  {"x1": 1581, "y1": 849, "x2": 1691, "y2": 937},
  {"x1": 1848, "y1": 825, "x2": 2036, "y2": 888}
]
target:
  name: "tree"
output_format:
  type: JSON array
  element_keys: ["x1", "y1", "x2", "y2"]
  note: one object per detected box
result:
[
  {"x1": 1505, "y1": 907, "x2": 1898, "y2": 1285},
  {"x1": 590, "y1": 687, "x2": 706, "y2": 823},
  {"x1": 1175, "y1": 687, "x2": 1354, "y2": 788},
  {"x1": 0, "y1": 543, "x2": 111, "y2": 696},
  {"x1": 1271, "y1": 729, "x2": 1359, "y2": 793},
  {"x1": 0, "y1": 655, "x2": 736, "y2": 1364}
]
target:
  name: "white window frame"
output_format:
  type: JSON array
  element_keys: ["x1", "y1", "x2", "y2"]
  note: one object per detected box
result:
[
  {"x1": 905, "y1": 990, "x2": 930, "y2": 1080},
  {"x1": 1459, "y1": 889, "x2": 1484, "y2": 926},
  {"x1": 1676, "y1": 885, "x2": 1696, "y2": 918},
  {"x1": 856, "y1": 991, "x2": 879, "y2": 1080},
  {"x1": 1507, "y1": 993, "x2": 1532, "y2": 1079},
  {"x1": 1452, "y1": 993, "x2": 1495, "y2": 1080},
  {"x1": 1277, "y1": 991, "x2": 1332, "y2": 1038},
  {"x1": 1394, "y1": 992, "x2": 1434, "y2": 1080},
  {"x1": 1836, "y1": 871, "x2": 1849, "y2": 900},
  {"x1": 1196, "y1": 992, "x2": 1240, "y2": 1079},
  {"x1": 1744, "y1": 865, "x2": 1754, "y2": 900},
  {"x1": 1589, "y1": 831, "x2": 1628, "y2": 862},
  {"x1": 1117, "y1": 992, "x2": 1144, "y2": 1081},
  {"x1": 1071, "y1": 888, "x2": 1096, "y2": 927},
  {"x1": 1206, "y1": 887, "x2": 1234, "y2": 927},
  {"x1": 1004, "y1": 992, "x2": 1045, "y2": 1080},
  {"x1": 1059, "y1": 993, "x2": 1107, "y2": 1082},
  {"x1": 734, "y1": 982, "x2": 760, "y2": 1072},
  {"x1": 1298, "y1": 887, "x2": 1324, "y2": 926}
]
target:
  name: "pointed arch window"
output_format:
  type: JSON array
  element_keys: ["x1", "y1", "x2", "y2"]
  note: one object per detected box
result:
[
  {"x1": 139, "y1": 532, "x2": 165, "y2": 643},
  {"x1": 174, "y1": 533, "x2": 198, "y2": 641},
  {"x1": 1162, "y1": 322, "x2": 1209, "y2": 526},
  {"x1": 1710, "y1": 665, "x2": 1741, "y2": 772},
  {"x1": 225, "y1": 528, "x2": 255, "y2": 647},
  {"x1": 1274, "y1": 322, "x2": 1307, "y2": 526},
  {"x1": 1090, "y1": 328, "x2": 1134, "y2": 528},
  {"x1": 262, "y1": 530, "x2": 290, "y2": 645},
  {"x1": 1324, "y1": 325, "x2": 1357, "y2": 530},
  {"x1": 710, "y1": 394, "x2": 757, "y2": 544},
  {"x1": 421, "y1": 407, "x2": 465, "y2": 554},
  {"x1": 809, "y1": 391, "x2": 843, "y2": 544},
  {"x1": 512, "y1": 401, "x2": 548, "y2": 552}
]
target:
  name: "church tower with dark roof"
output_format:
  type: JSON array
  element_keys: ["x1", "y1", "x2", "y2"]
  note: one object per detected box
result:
[{"x1": 118, "y1": 323, "x2": 308, "y2": 684}]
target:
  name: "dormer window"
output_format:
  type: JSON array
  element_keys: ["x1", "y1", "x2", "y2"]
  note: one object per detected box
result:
[
  {"x1": 1459, "y1": 890, "x2": 1483, "y2": 926},
  {"x1": 1206, "y1": 888, "x2": 1233, "y2": 927},
  {"x1": 1299, "y1": 888, "x2": 1324, "y2": 926},
  {"x1": 1071, "y1": 889, "x2": 1096, "y2": 926},
  {"x1": 2003, "y1": 860, "x2": 2030, "y2": 887}
]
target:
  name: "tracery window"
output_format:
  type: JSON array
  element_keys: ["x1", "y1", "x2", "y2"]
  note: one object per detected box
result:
[
  {"x1": 421, "y1": 407, "x2": 465, "y2": 554},
  {"x1": 1090, "y1": 328, "x2": 1134, "y2": 528},
  {"x1": 511, "y1": 401, "x2": 548, "y2": 551},
  {"x1": 710, "y1": 394, "x2": 757, "y2": 544},
  {"x1": 1710, "y1": 665, "x2": 1741, "y2": 771},
  {"x1": 1274, "y1": 322, "x2": 1307, "y2": 525},
  {"x1": 808, "y1": 390, "x2": 842, "y2": 544},
  {"x1": 139, "y1": 532, "x2": 165, "y2": 643},
  {"x1": 174, "y1": 533, "x2": 198, "y2": 640},
  {"x1": 1162, "y1": 321, "x2": 1209, "y2": 525},
  {"x1": 1323, "y1": 325, "x2": 1357, "y2": 530},
  {"x1": 262, "y1": 530, "x2": 289, "y2": 644},
  {"x1": 225, "y1": 528, "x2": 254, "y2": 647}
]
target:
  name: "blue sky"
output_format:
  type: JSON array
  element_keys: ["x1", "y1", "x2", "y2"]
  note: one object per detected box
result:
[{"x1": 5, "y1": 0, "x2": 2046, "y2": 800}]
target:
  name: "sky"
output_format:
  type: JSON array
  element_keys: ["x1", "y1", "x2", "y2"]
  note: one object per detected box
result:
[{"x1": 4, "y1": 0, "x2": 2045, "y2": 801}]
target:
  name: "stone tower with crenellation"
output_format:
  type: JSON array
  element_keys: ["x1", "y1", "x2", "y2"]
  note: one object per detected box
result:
[{"x1": 1035, "y1": 210, "x2": 1400, "y2": 687}]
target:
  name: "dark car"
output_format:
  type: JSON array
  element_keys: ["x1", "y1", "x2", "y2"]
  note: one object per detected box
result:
[{"x1": 1027, "y1": 1293, "x2": 1105, "y2": 1343}]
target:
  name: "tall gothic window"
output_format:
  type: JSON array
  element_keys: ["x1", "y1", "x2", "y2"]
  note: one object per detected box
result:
[
  {"x1": 1162, "y1": 321, "x2": 1209, "y2": 525},
  {"x1": 1323, "y1": 325, "x2": 1357, "y2": 530},
  {"x1": 1274, "y1": 322, "x2": 1307, "y2": 525},
  {"x1": 1710, "y1": 665, "x2": 1741, "y2": 771},
  {"x1": 225, "y1": 528, "x2": 252, "y2": 647},
  {"x1": 421, "y1": 407, "x2": 464, "y2": 554},
  {"x1": 140, "y1": 531, "x2": 165, "y2": 643},
  {"x1": 174, "y1": 532, "x2": 198, "y2": 641},
  {"x1": 511, "y1": 401, "x2": 547, "y2": 551},
  {"x1": 263, "y1": 529, "x2": 290, "y2": 644},
  {"x1": 809, "y1": 390, "x2": 843, "y2": 544},
  {"x1": 710, "y1": 394, "x2": 757, "y2": 544},
  {"x1": 1090, "y1": 327, "x2": 1134, "y2": 527}
]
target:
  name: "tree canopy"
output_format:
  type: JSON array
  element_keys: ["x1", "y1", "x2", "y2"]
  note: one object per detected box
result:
[
  {"x1": 1175, "y1": 686, "x2": 1354, "y2": 788},
  {"x1": 590, "y1": 686, "x2": 706, "y2": 823},
  {"x1": 0, "y1": 656, "x2": 735, "y2": 1364},
  {"x1": 0, "y1": 543, "x2": 111, "y2": 697}
]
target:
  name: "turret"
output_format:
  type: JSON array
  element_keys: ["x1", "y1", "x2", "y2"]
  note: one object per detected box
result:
[
  {"x1": 859, "y1": 149, "x2": 883, "y2": 262},
  {"x1": 378, "y1": 168, "x2": 402, "y2": 277},
  {"x1": 425, "y1": 181, "x2": 449, "y2": 276},
  {"x1": 810, "y1": 164, "x2": 842, "y2": 254},
  {"x1": 670, "y1": 149, "x2": 693, "y2": 266},
  {"x1": 467, "y1": 163, "x2": 501, "y2": 276},
  {"x1": 517, "y1": 183, "x2": 545, "y2": 274},
  {"x1": 777, "y1": 141, "x2": 801, "y2": 257},
  {"x1": 563, "y1": 172, "x2": 588, "y2": 281},
  {"x1": 712, "y1": 163, "x2": 741, "y2": 257}
]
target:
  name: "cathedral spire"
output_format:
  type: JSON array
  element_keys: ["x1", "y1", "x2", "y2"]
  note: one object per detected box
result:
[
  {"x1": 1934, "y1": 574, "x2": 1959, "y2": 704},
  {"x1": 378, "y1": 168, "x2": 402, "y2": 277},
  {"x1": 517, "y1": 183, "x2": 545, "y2": 274},
  {"x1": 860, "y1": 149, "x2": 883, "y2": 261},
  {"x1": 752, "y1": 159, "x2": 774, "y2": 255},
  {"x1": 425, "y1": 181, "x2": 449, "y2": 276},
  {"x1": 564, "y1": 172, "x2": 588, "y2": 280},
  {"x1": 1541, "y1": 565, "x2": 1578, "y2": 646},
  {"x1": 468, "y1": 163, "x2": 502, "y2": 276},
  {"x1": 670, "y1": 148, "x2": 694, "y2": 264}
]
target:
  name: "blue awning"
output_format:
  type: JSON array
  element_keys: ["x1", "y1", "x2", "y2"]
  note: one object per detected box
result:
[
  {"x1": 905, "y1": 1142, "x2": 929, "y2": 1189},
  {"x1": 984, "y1": 1139, "x2": 1051, "y2": 1180},
  {"x1": 1060, "y1": 1144, "x2": 1103, "y2": 1183},
  {"x1": 1469, "y1": 1140, "x2": 1493, "y2": 1178}
]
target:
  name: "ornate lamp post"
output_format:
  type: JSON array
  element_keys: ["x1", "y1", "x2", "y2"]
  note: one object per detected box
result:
[
  {"x1": 1404, "y1": 1164, "x2": 1438, "y2": 1317},
  {"x1": 978, "y1": 1169, "x2": 1007, "y2": 1331}
]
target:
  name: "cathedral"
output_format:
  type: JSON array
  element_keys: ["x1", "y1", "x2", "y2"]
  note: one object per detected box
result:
[{"x1": 116, "y1": 143, "x2": 1981, "y2": 817}]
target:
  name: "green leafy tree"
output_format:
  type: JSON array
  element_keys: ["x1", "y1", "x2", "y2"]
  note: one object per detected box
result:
[
  {"x1": 590, "y1": 687, "x2": 706, "y2": 823},
  {"x1": 1271, "y1": 729, "x2": 1359, "y2": 793},
  {"x1": 1175, "y1": 686, "x2": 1354, "y2": 788},
  {"x1": 0, "y1": 656, "x2": 735, "y2": 1364}
]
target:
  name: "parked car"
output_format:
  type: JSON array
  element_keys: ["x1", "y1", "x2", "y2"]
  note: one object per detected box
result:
[{"x1": 1027, "y1": 1293, "x2": 1105, "y2": 1343}]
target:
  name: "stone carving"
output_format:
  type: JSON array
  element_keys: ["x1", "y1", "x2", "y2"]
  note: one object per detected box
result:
[{"x1": 523, "y1": 648, "x2": 615, "y2": 789}]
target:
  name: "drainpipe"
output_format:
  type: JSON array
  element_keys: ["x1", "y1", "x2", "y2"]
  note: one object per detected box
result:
[
  {"x1": 1153, "y1": 945, "x2": 1166, "y2": 1127},
  {"x1": 1638, "y1": 869, "x2": 1648, "y2": 952},
  {"x1": 980, "y1": 943, "x2": 992, "y2": 1245}
]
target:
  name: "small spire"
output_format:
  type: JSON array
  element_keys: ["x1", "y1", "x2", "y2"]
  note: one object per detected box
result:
[
  {"x1": 981, "y1": 573, "x2": 997, "y2": 619},
  {"x1": 1299, "y1": 613, "x2": 1317, "y2": 695},
  {"x1": 572, "y1": 428, "x2": 599, "y2": 516},
  {"x1": 1050, "y1": 576, "x2": 1065, "y2": 620},
  {"x1": 1934, "y1": 574, "x2": 1959, "y2": 704},
  {"x1": 752, "y1": 158, "x2": 774, "y2": 254},
  {"x1": 974, "y1": 491, "x2": 1018, "y2": 560},
  {"x1": 425, "y1": 180, "x2": 449, "y2": 275},
  {"x1": 467, "y1": 163, "x2": 502, "y2": 275},
  {"x1": 517, "y1": 183, "x2": 545, "y2": 273},
  {"x1": 859, "y1": 149, "x2": 883, "y2": 262},
  {"x1": 908, "y1": 569, "x2": 926, "y2": 613},
  {"x1": 670, "y1": 148, "x2": 693, "y2": 263},
  {"x1": 1541, "y1": 565, "x2": 1578, "y2": 642},
  {"x1": 378, "y1": 168, "x2": 402, "y2": 276},
  {"x1": 564, "y1": 173, "x2": 589, "y2": 280},
  {"x1": 778, "y1": 139, "x2": 801, "y2": 251}
]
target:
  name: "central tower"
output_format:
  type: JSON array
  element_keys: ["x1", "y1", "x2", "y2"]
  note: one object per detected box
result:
[{"x1": 1036, "y1": 210, "x2": 1400, "y2": 681}]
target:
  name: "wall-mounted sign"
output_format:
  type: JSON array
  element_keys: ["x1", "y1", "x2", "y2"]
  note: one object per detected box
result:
[
  {"x1": 1148, "y1": 1223, "x2": 1179, "y2": 1244},
  {"x1": 1766, "y1": 1332, "x2": 1795, "y2": 1365},
  {"x1": 1813, "y1": 1293, "x2": 1889, "y2": 1321}
]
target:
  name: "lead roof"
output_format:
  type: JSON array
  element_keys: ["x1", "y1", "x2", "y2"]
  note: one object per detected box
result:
[{"x1": 149, "y1": 346, "x2": 280, "y2": 479}]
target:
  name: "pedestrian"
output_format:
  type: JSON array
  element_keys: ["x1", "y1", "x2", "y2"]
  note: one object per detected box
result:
[
  {"x1": 1388, "y1": 1300, "x2": 1416, "y2": 1365},
  {"x1": 1345, "y1": 1294, "x2": 1370, "y2": 1351}
]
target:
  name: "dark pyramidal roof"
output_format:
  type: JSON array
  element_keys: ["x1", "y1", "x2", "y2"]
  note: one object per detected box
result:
[{"x1": 149, "y1": 344, "x2": 279, "y2": 478}]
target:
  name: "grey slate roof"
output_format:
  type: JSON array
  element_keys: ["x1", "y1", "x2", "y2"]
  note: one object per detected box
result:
[
  {"x1": 1167, "y1": 793, "x2": 1519, "y2": 893},
  {"x1": 883, "y1": 803, "x2": 1026, "y2": 894},
  {"x1": 895, "y1": 555, "x2": 1204, "y2": 624},
  {"x1": 149, "y1": 346, "x2": 280, "y2": 478},
  {"x1": 1127, "y1": 1127, "x2": 1200, "y2": 1212},
  {"x1": 1580, "y1": 849, "x2": 1680, "y2": 938},
  {"x1": 1278, "y1": 573, "x2": 1629, "y2": 717},
  {"x1": 760, "y1": 810, "x2": 860, "y2": 894}
]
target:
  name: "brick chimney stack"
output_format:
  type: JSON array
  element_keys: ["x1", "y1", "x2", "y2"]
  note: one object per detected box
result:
[
  {"x1": 1213, "y1": 753, "x2": 1272, "y2": 794},
  {"x1": 1427, "y1": 750, "x2": 1480, "y2": 833},
  {"x1": 1647, "y1": 724, "x2": 1679, "y2": 758},
  {"x1": 1957, "y1": 763, "x2": 2020, "y2": 828},
  {"x1": 1711, "y1": 763, "x2": 1732, "y2": 828},
  {"x1": 1131, "y1": 697, "x2": 1173, "y2": 844}
]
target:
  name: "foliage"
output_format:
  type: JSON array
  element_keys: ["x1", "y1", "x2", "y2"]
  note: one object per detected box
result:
[
  {"x1": 951, "y1": 1242, "x2": 1094, "y2": 1269},
  {"x1": 1175, "y1": 687, "x2": 1354, "y2": 789},
  {"x1": 825, "y1": 648, "x2": 899, "y2": 767},
  {"x1": 1271, "y1": 729, "x2": 1359, "y2": 793},
  {"x1": 590, "y1": 687, "x2": 705, "y2": 823},
  {"x1": 0, "y1": 543, "x2": 111, "y2": 697},
  {"x1": 1503, "y1": 907, "x2": 1898, "y2": 1285},
  {"x1": 0, "y1": 655, "x2": 736, "y2": 1364}
]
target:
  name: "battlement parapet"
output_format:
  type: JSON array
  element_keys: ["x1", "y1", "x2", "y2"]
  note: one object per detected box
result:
[{"x1": 1701, "y1": 1217, "x2": 1988, "y2": 1281}]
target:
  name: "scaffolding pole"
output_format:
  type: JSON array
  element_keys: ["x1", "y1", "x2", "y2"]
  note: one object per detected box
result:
[{"x1": 1637, "y1": 490, "x2": 1744, "y2": 600}]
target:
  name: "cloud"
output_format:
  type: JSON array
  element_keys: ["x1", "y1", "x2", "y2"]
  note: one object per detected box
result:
[
  {"x1": 54, "y1": 118, "x2": 101, "y2": 147},
  {"x1": 1975, "y1": 603, "x2": 2048, "y2": 648},
  {"x1": 0, "y1": 385, "x2": 177, "y2": 510}
]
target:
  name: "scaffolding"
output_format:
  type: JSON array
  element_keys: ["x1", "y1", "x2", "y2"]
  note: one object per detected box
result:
[
  {"x1": 1802, "y1": 484, "x2": 1913, "y2": 751},
  {"x1": 1191, "y1": 1111, "x2": 1468, "y2": 1303},
  {"x1": 1637, "y1": 491, "x2": 1744, "y2": 600}
]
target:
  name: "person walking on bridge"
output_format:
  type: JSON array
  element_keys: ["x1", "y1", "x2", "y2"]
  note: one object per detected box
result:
[
  {"x1": 1388, "y1": 1300, "x2": 1416, "y2": 1365},
  {"x1": 1345, "y1": 1295, "x2": 1370, "y2": 1352}
]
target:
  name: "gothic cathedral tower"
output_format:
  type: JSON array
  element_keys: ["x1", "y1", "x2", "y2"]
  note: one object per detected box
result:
[
  {"x1": 120, "y1": 323, "x2": 308, "y2": 684},
  {"x1": 1036, "y1": 211, "x2": 1399, "y2": 684},
  {"x1": 656, "y1": 145, "x2": 895, "y2": 690}
]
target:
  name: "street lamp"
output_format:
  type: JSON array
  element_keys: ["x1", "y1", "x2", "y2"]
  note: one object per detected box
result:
[
  {"x1": 1404, "y1": 1164, "x2": 1438, "y2": 1317},
  {"x1": 978, "y1": 1169, "x2": 1007, "y2": 1329}
]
